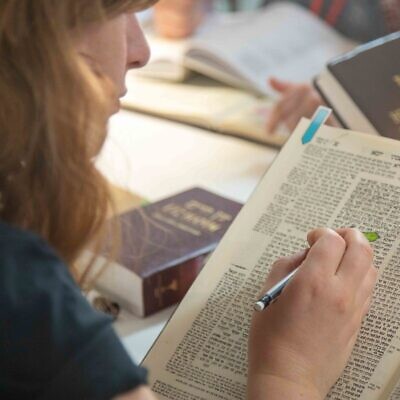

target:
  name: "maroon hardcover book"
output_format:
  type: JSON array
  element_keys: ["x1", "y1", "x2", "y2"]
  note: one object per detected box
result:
[{"x1": 97, "y1": 187, "x2": 242, "y2": 316}]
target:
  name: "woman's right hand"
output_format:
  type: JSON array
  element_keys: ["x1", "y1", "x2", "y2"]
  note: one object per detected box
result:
[{"x1": 247, "y1": 228, "x2": 377, "y2": 400}]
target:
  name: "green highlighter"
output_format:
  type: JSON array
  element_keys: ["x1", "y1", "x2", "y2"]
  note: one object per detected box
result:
[{"x1": 363, "y1": 231, "x2": 380, "y2": 243}]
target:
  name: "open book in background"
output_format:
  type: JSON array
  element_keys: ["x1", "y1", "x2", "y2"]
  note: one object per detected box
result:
[
  {"x1": 142, "y1": 111, "x2": 400, "y2": 399},
  {"x1": 124, "y1": 2, "x2": 357, "y2": 147},
  {"x1": 315, "y1": 32, "x2": 400, "y2": 140},
  {"x1": 122, "y1": 73, "x2": 289, "y2": 147},
  {"x1": 135, "y1": 1, "x2": 357, "y2": 96}
]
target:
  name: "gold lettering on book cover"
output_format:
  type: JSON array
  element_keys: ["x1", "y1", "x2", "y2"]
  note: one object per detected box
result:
[
  {"x1": 154, "y1": 277, "x2": 179, "y2": 306},
  {"x1": 158, "y1": 202, "x2": 231, "y2": 234}
]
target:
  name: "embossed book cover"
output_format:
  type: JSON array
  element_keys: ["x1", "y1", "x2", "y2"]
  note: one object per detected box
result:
[{"x1": 95, "y1": 187, "x2": 242, "y2": 317}]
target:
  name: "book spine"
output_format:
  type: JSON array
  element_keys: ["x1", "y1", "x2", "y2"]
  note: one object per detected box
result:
[
  {"x1": 313, "y1": 77, "x2": 348, "y2": 129},
  {"x1": 143, "y1": 254, "x2": 208, "y2": 316}
]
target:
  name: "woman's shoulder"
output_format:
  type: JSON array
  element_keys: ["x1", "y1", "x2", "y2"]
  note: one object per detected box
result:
[
  {"x1": 0, "y1": 220, "x2": 89, "y2": 339},
  {"x1": 0, "y1": 220, "x2": 73, "y2": 295},
  {"x1": 0, "y1": 220, "x2": 59, "y2": 261},
  {"x1": 0, "y1": 221, "x2": 147, "y2": 399},
  {"x1": 0, "y1": 220, "x2": 64, "y2": 278}
]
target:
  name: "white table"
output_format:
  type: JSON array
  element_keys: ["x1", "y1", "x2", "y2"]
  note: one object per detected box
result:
[{"x1": 96, "y1": 109, "x2": 278, "y2": 363}]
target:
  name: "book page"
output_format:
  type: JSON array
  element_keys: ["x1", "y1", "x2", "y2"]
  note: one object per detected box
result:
[
  {"x1": 122, "y1": 74, "x2": 289, "y2": 146},
  {"x1": 360, "y1": 330, "x2": 400, "y2": 400},
  {"x1": 389, "y1": 378, "x2": 400, "y2": 399},
  {"x1": 186, "y1": 2, "x2": 357, "y2": 95},
  {"x1": 143, "y1": 120, "x2": 400, "y2": 399}
]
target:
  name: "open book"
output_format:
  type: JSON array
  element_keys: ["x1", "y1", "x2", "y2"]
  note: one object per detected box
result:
[
  {"x1": 122, "y1": 74, "x2": 289, "y2": 147},
  {"x1": 124, "y1": 2, "x2": 357, "y2": 147},
  {"x1": 137, "y1": 2, "x2": 357, "y2": 96},
  {"x1": 142, "y1": 109, "x2": 400, "y2": 399}
]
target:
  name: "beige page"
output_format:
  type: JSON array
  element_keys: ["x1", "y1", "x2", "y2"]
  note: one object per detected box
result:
[
  {"x1": 143, "y1": 120, "x2": 400, "y2": 400},
  {"x1": 122, "y1": 75, "x2": 289, "y2": 147}
]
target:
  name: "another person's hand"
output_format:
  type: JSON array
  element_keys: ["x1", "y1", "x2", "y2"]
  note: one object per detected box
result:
[
  {"x1": 247, "y1": 228, "x2": 377, "y2": 400},
  {"x1": 154, "y1": 0, "x2": 210, "y2": 39},
  {"x1": 266, "y1": 77, "x2": 337, "y2": 134}
]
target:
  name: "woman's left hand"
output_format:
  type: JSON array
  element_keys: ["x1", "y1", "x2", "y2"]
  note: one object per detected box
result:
[{"x1": 266, "y1": 77, "x2": 337, "y2": 134}]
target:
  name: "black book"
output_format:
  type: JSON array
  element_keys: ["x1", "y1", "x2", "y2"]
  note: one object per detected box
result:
[{"x1": 315, "y1": 32, "x2": 400, "y2": 140}]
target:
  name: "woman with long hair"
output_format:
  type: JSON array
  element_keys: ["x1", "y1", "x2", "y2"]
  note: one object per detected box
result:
[{"x1": 0, "y1": 1, "x2": 377, "y2": 399}]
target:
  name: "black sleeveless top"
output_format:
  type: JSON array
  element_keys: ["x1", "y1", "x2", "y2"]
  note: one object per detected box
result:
[{"x1": 0, "y1": 221, "x2": 147, "y2": 399}]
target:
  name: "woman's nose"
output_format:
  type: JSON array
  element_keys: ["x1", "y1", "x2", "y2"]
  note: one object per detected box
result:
[{"x1": 126, "y1": 15, "x2": 151, "y2": 70}]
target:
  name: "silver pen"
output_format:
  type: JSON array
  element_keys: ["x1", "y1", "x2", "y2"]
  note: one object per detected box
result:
[{"x1": 254, "y1": 267, "x2": 299, "y2": 311}]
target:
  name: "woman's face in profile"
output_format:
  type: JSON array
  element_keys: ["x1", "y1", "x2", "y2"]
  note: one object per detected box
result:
[{"x1": 77, "y1": 12, "x2": 150, "y2": 115}]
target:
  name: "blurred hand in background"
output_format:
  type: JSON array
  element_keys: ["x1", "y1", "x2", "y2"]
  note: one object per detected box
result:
[
  {"x1": 154, "y1": 0, "x2": 212, "y2": 39},
  {"x1": 266, "y1": 77, "x2": 338, "y2": 134}
]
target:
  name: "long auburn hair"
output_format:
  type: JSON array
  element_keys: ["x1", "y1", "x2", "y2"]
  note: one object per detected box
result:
[{"x1": 0, "y1": 0, "x2": 156, "y2": 285}]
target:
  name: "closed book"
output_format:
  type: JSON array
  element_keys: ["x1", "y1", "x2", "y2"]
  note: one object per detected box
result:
[
  {"x1": 94, "y1": 187, "x2": 242, "y2": 317},
  {"x1": 314, "y1": 32, "x2": 400, "y2": 139}
]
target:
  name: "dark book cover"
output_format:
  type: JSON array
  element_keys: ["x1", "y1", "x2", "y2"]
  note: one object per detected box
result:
[
  {"x1": 114, "y1": 187, "x2": 242, "y2": 316},
  {"x1": 327, "y1": 32, "x2": 400, "y2": 139}
]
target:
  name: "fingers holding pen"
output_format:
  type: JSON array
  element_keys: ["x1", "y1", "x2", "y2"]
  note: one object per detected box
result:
[
  {"x1": 256, "y1": 227, "x2": 377, "y2": 318},
  {"x1": 331, "y1": 228, "x2": 377, "y2": 316},
  {"x1": 292, "y1": 228, "x2": 376, "y2": 313},
  {"x1": 304, "y1": 227, "x2": 375, "y2": 277},
  {"x1": 249, "y1": 227, "x2": 378, "y2": 400},
  {"x1": 300, "y1": 228, "x2": 347, "y2": 277},
  {"x1": 335, "y1": 228, "x2": 374, "y2": 281},
  {"x1": 262, "y1": 249, "x2": 309, "y2": 291}
]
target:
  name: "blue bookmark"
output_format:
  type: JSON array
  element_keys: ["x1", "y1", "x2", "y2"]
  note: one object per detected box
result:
[{"x1": 301, "y1": 106, "x2": 332, "y2": 145}]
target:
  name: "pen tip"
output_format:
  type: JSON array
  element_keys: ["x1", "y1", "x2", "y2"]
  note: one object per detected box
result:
[{"x1": 254, "y1": 301, "x2": 265, "y2": 312}]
